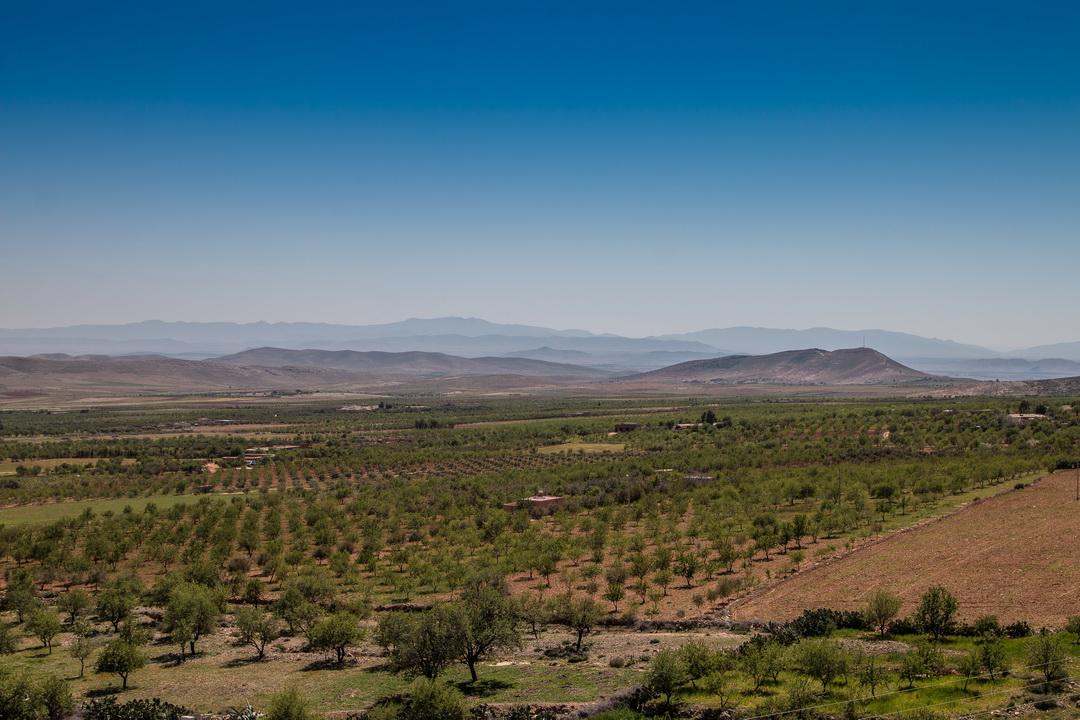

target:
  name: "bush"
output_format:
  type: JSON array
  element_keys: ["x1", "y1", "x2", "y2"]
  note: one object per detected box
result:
[
  {"x1": 0, "y1": 670, "x2": 73, "y2": 720},
  {"x1": 265, "y1": 689, "x2": 313, "y2": 720},
  {"x1": 1004, "y1": 620, "x2": 1033, "y2": 638},
  {"x1": 83, "y1": 698, "x2": 189, "y2": 720},
  {"x1": 398, "y1": 680, "x2": 467, "y2": 720}
]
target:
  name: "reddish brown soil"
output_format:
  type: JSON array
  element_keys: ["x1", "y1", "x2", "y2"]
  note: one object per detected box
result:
[{"x1": 730, "y1": 471, "x2": 1080, "y2": 627}]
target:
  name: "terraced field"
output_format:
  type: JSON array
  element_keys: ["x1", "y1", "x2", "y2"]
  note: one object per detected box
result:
[{"x1": 732, "y1": 470, "x2": 1080, "y2": 626}]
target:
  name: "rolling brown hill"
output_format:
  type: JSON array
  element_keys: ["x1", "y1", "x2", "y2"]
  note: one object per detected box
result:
[
  {"x1": 0, "y1": 354, "x2": 363, "y2": 396},
  {"x1": 0, "y1": 349, "x2": 611, "y2": 405},
  {"x1": 214, "y1": 347, "x2": 611, "y2": 379},
  {"x1": 623, "y1": 347, "x2": 931, "y2": 385}
]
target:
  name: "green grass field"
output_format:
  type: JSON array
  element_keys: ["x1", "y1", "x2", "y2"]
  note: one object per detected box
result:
[{"x1": 0, "y1": 493, "x2": 224, "y2": 526}]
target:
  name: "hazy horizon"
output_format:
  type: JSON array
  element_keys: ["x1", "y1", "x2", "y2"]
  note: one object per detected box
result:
[{"x1": 4, "y1": 2, "x2": 1079, "y2": 347}]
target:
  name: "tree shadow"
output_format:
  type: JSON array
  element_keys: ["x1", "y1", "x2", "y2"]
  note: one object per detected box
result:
[
  {"x1": 454, "y1": 678, "x2": 512, "y2": 697},
  {"x1": 300, "y1": 658, "x2": 351, "y2": 671},
  {"x1": 222, "y1": 655, "x2": 267, "y2": 668},
  {"x1": 85, "y1": 687, "x2": 123, "y2": 698}
]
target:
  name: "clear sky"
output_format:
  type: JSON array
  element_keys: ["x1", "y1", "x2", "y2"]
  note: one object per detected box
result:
[{"x1": 2, "y1": 1, "x2": 1079, "y2": 348}]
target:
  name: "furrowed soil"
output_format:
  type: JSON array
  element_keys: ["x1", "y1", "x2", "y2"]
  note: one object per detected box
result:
[{"x1": 731, "y1": 471, "x2": 1080, "y2": 627}]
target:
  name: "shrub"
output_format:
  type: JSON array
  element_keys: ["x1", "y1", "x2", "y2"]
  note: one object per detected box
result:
[
  {"x1": 265, "y1": 689, "x2": 313, "y2": 720},
  {"x1": 397, "y1": 680, "x2": 467, "y2": 720},
  {"x1": 83, "y1": 697, "x2": 189, "y2": 720},
  {"x1": 1003, "y1": 620, "x2": 1033, "y2": 638}
]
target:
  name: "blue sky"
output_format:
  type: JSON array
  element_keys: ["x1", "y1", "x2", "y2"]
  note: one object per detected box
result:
[{"x1": 2, "y1": 1, "x2": 1079, "y2": 347}]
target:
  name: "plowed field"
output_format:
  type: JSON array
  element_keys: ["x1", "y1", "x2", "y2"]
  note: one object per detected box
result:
[{"x1": 731, "y1": 471, "x2": 1080, "y2": 626}]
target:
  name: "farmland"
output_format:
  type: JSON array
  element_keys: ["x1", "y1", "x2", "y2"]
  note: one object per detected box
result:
[
  {"x1": 731, "y1": 469, "x2": 1080, "y2": 626},
  {"x1": 0, "y1": 394, "x2": 1077, "y2": 718}
]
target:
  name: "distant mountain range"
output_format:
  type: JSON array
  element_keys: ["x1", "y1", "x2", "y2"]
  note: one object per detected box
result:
[
  {"x1": 6, "y1": 345, "x2": 1080, "y2": 405},
  {"x1": 623, "y1": 348, "x2": 930, "y2": 386},
  {"x1": 2, "y1": 318, "x2": 1079, "y2": 378},
  {"x1": 656, "y1": 327, "x2": 994, "y2": 360},
  {"x1": 215, "y1": 347, "x2": 611, "y2": 379}
]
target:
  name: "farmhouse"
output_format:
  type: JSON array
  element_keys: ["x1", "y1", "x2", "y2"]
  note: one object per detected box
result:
[
  {"x1": 681, "y1": 474, "x2": 713, "y2": 487},
  {"x1": 1004, "y1": 413, "x2": 1047, "y2": 426},
  {"x1": 503, "y1": 495, "x2": 565, "y2": 512}
]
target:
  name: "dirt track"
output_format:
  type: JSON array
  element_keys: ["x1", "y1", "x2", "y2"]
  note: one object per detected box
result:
[{"x1": 730, "y1": 471, "x2": 1080, "y2": 627}]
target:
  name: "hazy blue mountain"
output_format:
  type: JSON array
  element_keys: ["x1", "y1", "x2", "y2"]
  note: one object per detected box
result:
[
  {"x1": 215, "y1": 347, "x2": 612, "y2": 378},
  {"x1": 506, "y1": 347, "x2": 722, "y2": 371},
  {"x1": 903, "y1": 356, "x2": 1080, "y2": 380},
  {"x1": 1009, "y1": 341, "x2": 1080, "y2": 362},
  {"x1": 0, "y1": 318, "x2": 595, "y2": 356},
  {"x1": 657, "y1": 326, "x2": 996, "y2": 360}
]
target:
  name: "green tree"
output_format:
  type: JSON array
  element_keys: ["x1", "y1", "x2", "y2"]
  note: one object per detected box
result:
[
  {"x1": 451, "y1": 580, "x2": 522, "y2": 682},
  {"x1": 864, "y1": 589, "x2": 902, "y2": 637},
  {"x1": 386, "y1": 607, "x2": 460, "y2": 680},
  {"x1": 310, "y1": 612, "x2": 364, "y2": 665},
  {"x1": 1027, "y1": 631, "x2": 1069, "y2": 689},
  {"x1": 913, "y1": 586, "x2": 958, "y2": 641},
  {"x1": 977, "y1": 634, "x2": 1007, "y2": 680},
  {"x1": 554, "y1": 595, "x2": 602, "y2": 652},
  {"x1": 3, "y1": 569, "x2": 38, "y2": 623},
  {"x1": 235, "y1": 606, "x2": 279, "y2": 660},
  {"x1": 164, "y1": 582, "x2": 222, "y2": 658},
  {"x1": 57, "y1": 588, "x2": 92, "y2": 625},
  {"x1": 678, "y1": 640, "x2": 716, "y2": 689},
  {"x1": 69, "y1": 622, "x2": 96, "y2": 678},
  {"x1": 26, "y1": 606, "x2": 62, "y2": 653},
  {"x1": 96, "y1": 584, "x2": 138, "y2": 633},
  {"x1": 37, "y1": 674, "x2": 74, "y2": 720},
  {"x1": 646, "y1": 648, "x2": 688, "y2": 713},
  {"x1": 95, "y1": 639, "x2": 146, "y2": 689},
  {"x1": 1065, "y1": 616, "x2": 1080, "y2": 644},
  {"x1": 795, "y1": 638, "x2": 849, "y2": 691},
  {"x1": 958, "y1": 651, "x2": 981, "y2": 692},
  {"x1": 742, "y1": 640, "x2": 787, "y2": 692}
]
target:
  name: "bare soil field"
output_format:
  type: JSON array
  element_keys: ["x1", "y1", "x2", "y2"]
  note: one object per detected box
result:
[{"x1": 731, "y1": 471, "x2": 1080, "y2": 626}]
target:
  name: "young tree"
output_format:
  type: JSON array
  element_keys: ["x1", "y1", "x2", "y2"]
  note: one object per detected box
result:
[
  {"x1": 554, "y1": 595, "x2": 602, "y2": 652},
  {"x1": 646, "y1": 648, "x2": 688, "y2": 712},
  {"x1": 674, "y1": 552, "x2": 699, "y2": 588},
  {"x1": 3, "y1": 569, "x2": 38, "y2": 623},
  {"x1": 69, "y1": 622, "x2": 96, "y2": 678},
  {"x1": 678, "y1": 640, "x2": 716, "y2": 689},
  {"x1": 742, "y1": 640, "x2": 787, "y2": 693},
  {"x1": 388, "y1": 607, "x2": 460, "y2": 680},
  {"x1": 451, "y1": 581, "x2": 522, "y2": 682},
  {"x1": 1065, "y1": 615, "x2": 1080, "y2": 644},
  {"x1": 958, "y1": 651, "x2": 982, "y2": 692},
  {"x1": 856, "y1": 652, "x2": 886, "y2": 697},
  {"x1": 26, "y1": 606, "x2": 62, "y2": 653},
  {"x1": 795, "y1": 638, "x2": 849, "y2": 692},
  {"x1": 310, "y1": 612, "x2": 363, "y2": 665},
  {"x1": 57, "y1": 588, "x2": 92, "y2": 625},
  {"x1": 1027, "y1": 631, "x2": 1069, "y2": 689},
  {"x1": 96, "y1": 584, "x2": 137, "y2": 633},
  {"x1": 235, "y1": 605, "x2": 280, "y2": 660},
  {"x1": 913, "y1": 586, "x2": 958, "y2": 641},
  {"x1": 95, "y1": 638, "x2": 146, "y2": 689},
  {"x1": 864, "y1": 589, "x2": 902, "y2": 637},
  {"x1": 165, "y1": 582, "x2": 222, "y2": 657},
  {"x1": 37, "y1": 674, "x2": 74, "y2": 720},
  {"x1": 977, "y1": 634, "x2": 1007, "y2": 680}
]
